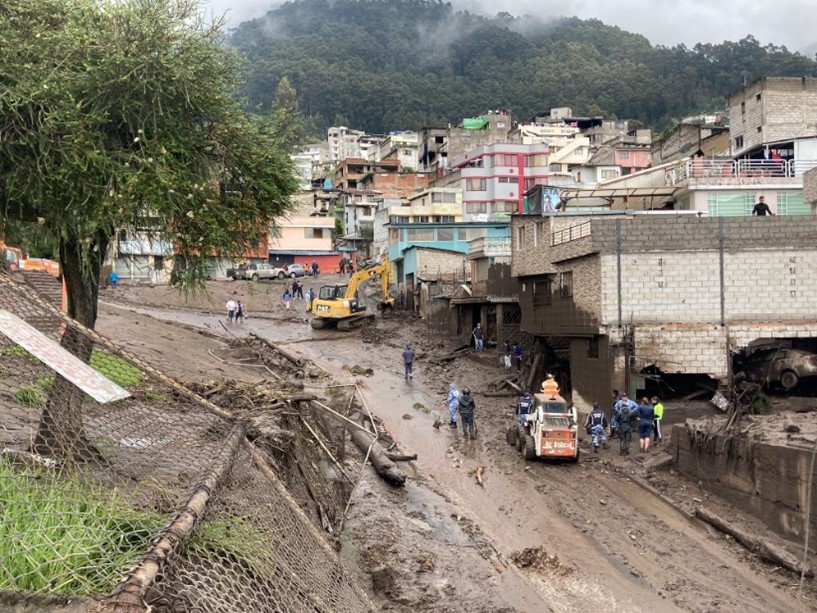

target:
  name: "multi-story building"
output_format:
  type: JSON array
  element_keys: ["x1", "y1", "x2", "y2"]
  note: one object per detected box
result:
[
  {"x1": 327, "y1": 126, "x2": 366, "y2": 163},
  {"x1": 291, "y1": 143, "x2": 329, "y2": 192},
  {"x1": 333, "y1": 158, "x2": 400, "y2": 191},
  {"x1": 510, "y1": 212, "x2": 817, "y2": 410},
  {"x1": 374, "y1": 131, "x2": 420, "y2": 170},
  {"x1": 451, "y1": 143, "x2": 551, "y2": 220},
  {"x1": 418, "y1": 127, "x2": 448, "y2": 173},
  {"x1": 445, "y1": 110, "x2": 514, "y2": 168},
  {"x1": 651, "y1": 123, "x2": 730, "y2": 166},
  {"x1": 727, "y1": 76, "x2": 817, "y2": 159},
  {"x1": 268, "y1": 213, "x2": 339, "y2": 273}
]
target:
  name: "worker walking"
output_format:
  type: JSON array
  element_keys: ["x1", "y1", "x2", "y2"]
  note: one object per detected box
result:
[
  {"x1": 445, "y1": 383, "x2": 460, "y2": 428},
  {"x1": 472, "y1": 323, "x2": 484, "y2": 352},
  {"x1": 617, "y1": 401, "x2": 636, "y2": 455},
  {"x1": 457, "y1": 387, "x2": 476, "y2": 439},
  {"x1": 584, "y1": 402, "x2": 609, "y2": 453},
  {"x1": 652, "y1": 396, "x2": 664, "y2": 445},
  {"x1": 402, "y1": 345, "x2": 415, "y2": 380}
]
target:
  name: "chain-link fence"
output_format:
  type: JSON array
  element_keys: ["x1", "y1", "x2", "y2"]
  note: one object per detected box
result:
[{"x1": 0, "y1": 272, "x2": 374, "y2": 612}]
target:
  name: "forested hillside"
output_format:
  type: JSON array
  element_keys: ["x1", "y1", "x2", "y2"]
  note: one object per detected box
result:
[{"x1": 229, "y1": 0, "x2": 817, "y2": 134}]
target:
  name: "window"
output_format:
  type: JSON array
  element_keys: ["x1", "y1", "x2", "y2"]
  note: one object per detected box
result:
[
  {"x1": 495, "y1": 154, "x2": 517, "y2": 166},
  {"x1": 466, "y1": 178, "x2": 487, "y2": 191},
  {"x1": 587, "y1": 336, "x2": 599, "y2": 359},
  {"x1": 305, "y1": 228, "x2": 327, "y2": 239},
  {"x1": 498, "y1": 177, "x2": 519, "y2": 184},
  {"x1": 618, "y1": 150, "x2": 629, "y2": 160},
  {"x1": 466, "y1": 202, "x2": 487, "y2": 214},
  {"x1": 493, "y1": 201, "x2": 518, "y2": 214},
  {"x1": 415, "y1": 216, "x2": 430, "y2": 224},
  {"x1": 269, "y1": 226, "x2": 283, "y2": 239},
  {"x1": 407, "y1": 228, "x2": 434, "y2": 241},
  {"x1": 777, "y1": 192, "x2": 810, "y2": 215},
  {"x1": 533, "y1": 279, "x2": 551, "y2": 305},
  {"x1": 466, "y1": 228, "x2": 486, "y2": 241},
  {"x1": 457, "y1": 228, "x2": 467, "y2": 240},
  {"x1": 389, "y1": 228, "x2": 400, "y2": 245},
  {"x1": 525, "y1": 178, "x2": 537, "y2": 190},
  {"x1": 734, "y1": 136, "x2": 744, "y2": 150},
  {"x1": 741, "y1": 101, "x2": 746, "y2": 114},
  {"x1": 756, "y1": 93, "x2": 762, "y2": 101},
  {"x1": 706, "y1": 192, "x2": 754, "y2": 216},
  {"x1": 437, "y1": 228, "x2": 454, "y2": 241},
  {"x1": 431, "y1": 191, "x2": 457, "y2": 203},
  {"x1": 601, "y1": 169, "x2": 619, "y2": 180},
  {"x1": 435, "y1": 215, "x2": 456, "y2": 223},
  {"x1": 516, "y1": 226, "x2": 526, "y2": 251},
  {"x1": 559, "y1": 271, "x2": 573, "y2": 297}
]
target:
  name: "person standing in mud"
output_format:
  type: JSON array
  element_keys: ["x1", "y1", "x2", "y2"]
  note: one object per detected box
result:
[
  {"x1": 457, "y1": 387, "x2": 476, "y2": 439},
  {"x1": 235, "y1": 301, "x2": 245, "y2": 324},
  {"x1": 617, "y1": 399, "x2": 636, "y2": 455},
  {"x1": 226, "y1": 298, "x2": 237, "y2": 323},
  {"x1": 402, "y1": 345, "x2": 415, "y2": 380},
  {"x1": 652, "y1": 396, "x2": 664, "y2": 445},
  {"x1": 445, "y1": 382, "x2": 460, "y2": 428},
  {"x1": 472, "y1": 323, "x2": 484, "y2": 352},
  {"x1": 514, "y1": 343, "x2": 523, "y2": 372},
  {"x1": 635, "y1": 396, "x2": 655, "y2": 453},
  {"x1": 610, "y1": 389, "x2": 621, "y2": 437},
  {"x1": 503, "y1": 341, "x2": 512, "y2": 372}
]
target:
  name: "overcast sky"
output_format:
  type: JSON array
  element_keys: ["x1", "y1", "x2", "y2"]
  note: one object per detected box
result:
[{"x1": 203, "y1": 0, "x2": 817, "y2": 54}]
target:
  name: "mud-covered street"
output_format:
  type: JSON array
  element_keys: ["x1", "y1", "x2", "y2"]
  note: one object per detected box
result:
[{"x1": 96, "y1": 277, "x2": 817, "y2": 613}]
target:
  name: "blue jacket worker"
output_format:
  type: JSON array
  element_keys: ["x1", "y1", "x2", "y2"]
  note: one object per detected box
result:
[
  {"x1": 402, "y1": 345, "x2": 415, "y2": 380},
  {"x1": 446, "y1": 383, "x2": 460, "y2": 427},
  {"x1": 584, "y1": 402, "x2": 609, "y2": 452}
]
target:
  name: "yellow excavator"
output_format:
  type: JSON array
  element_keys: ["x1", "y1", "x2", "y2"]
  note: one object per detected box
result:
[{"x1": 309, "y1": 257, "x2": 394, "y2": 330}]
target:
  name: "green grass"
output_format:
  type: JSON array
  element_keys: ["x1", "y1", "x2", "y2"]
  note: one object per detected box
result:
[
  {"x1": 14, "y1": 384, "x2": 46, "y2": 407},
  {"x1": 89, "y1": 351, "x2": 143, "y2": 388},
  {"x1": 0, "y1": 345, "x2": 37, "y2": 361},
  {"x1": 0, "y1": 460, "x2": 164, "y2": 595}
]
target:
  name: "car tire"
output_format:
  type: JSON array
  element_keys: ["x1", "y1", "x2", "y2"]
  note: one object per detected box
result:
[
  {"x1": 277, "y1": 271, "x2": 285, "y2": 280},
  {"x1": 780, "y1": 370, "x2": 799, "y2": 390},
  {"x1": 251, "y1": 273, "x2": 259, "y2": 282},
  {"x1": 290, "y1": 272, "x2": 296, "y2": 279}
]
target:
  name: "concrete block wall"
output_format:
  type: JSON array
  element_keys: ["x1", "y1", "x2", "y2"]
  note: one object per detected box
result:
[
  {"x1": 512, "y1": 214, "x2": 596, "y2": 277},
  {"x1": 631, "y1": 325, "x2": 728, "y2": 377},
  {"x1": 804, "y1": 167, "x2": 817, "y2": 206},
  {"x1": 416, "y1": 249, "x2": 465, "y2": 278}
]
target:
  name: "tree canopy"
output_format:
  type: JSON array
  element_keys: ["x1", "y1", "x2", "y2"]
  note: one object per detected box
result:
[
  {"x1": 229, "y1": 0, "x2": 817, "y2": 134},
  {"x1": 0, "y1": 0, "x2": 298, "y2": 329}
]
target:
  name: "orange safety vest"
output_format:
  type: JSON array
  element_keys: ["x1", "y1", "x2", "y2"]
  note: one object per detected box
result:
[{"x1": 541, "y1": 379, "x2": 559, "y2": 396}]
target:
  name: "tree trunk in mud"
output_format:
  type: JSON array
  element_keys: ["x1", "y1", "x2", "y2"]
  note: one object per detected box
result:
[
  {"x1": 33, "y1": 234, "x2": 107, "y2": 461},
  {"x1": 349, "y1": 426, "x2": 406, "y2": 486}
]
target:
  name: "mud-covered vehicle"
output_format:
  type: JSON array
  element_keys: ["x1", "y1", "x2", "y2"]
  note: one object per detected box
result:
[
  {"x1": 506, "y1": 392, "x2": 580, "y2": 462},
  {"x1": 227, "y1": 263, "x2": 282, "y2": 281}
]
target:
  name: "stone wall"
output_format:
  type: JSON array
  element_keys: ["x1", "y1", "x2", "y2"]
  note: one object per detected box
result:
[
  {"x1": 804, "y1": 167, "x2": 817, "y2": 207},
  {"x1": 673, "y1": 425, "x2": 817, "y2": 544}
]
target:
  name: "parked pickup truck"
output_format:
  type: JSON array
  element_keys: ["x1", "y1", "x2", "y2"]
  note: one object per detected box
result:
[{"x1": 227, "y1": 263, "x2": 282, "y2": 281}]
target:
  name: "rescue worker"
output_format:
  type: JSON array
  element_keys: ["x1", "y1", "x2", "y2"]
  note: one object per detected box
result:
[
  {"x1": 445, "y1": 383, "x2": 460, "y2": 428},
  {"x1": 652, "y1": 396, "x2": 664, "y2": 444},
  {"x1": 541, "y1": 374, "x2": 559, "y2": 396},
  {"x1": 609, "y1": 389, "x2": 621, "y2": 437},
  {"x1": 584, "y1": 402, "x2": 609, "y2": 452},
  {"x1": 402, "y1": 345, "x2": 415, "y2": 380},
  {"x1": 635, "y1": 396, "x2": 655, "y2": 453},
  {"x1": 617, "y1": 399, "x2": 636, "y2": 455},
  {"x1": 517, "y1": 391, "x2": 534, "y2": 428},
  {"x1": 458, "y1": 387, "x2": 477, "y2": 440},
  {"x1": 614, "y1": 393, "x2": 637, "y2": 425}
]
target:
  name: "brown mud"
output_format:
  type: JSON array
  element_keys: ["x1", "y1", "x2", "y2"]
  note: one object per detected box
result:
[{"x1": 96, "y1": 278, "x2": 817, "y2": 613}]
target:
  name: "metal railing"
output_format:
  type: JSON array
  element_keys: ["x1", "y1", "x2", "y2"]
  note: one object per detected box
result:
[
  {"x1": 551, "y1": 221, "x2": 591, "y2": 246},
  {"x1": 665, "y1": 158, "x2": 817, "y2": 185}
]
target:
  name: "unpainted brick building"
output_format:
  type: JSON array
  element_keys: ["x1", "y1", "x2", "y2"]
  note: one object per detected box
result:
[{"x1": 511, "y1": 212, "x2": 817, "y2": 411}]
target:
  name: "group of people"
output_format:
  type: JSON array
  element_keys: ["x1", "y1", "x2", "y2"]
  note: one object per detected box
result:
[
  {"x1": 444, "y1": 382, "x2": 477, "y2": 439},
  {"x1": 225, "y1": 298, "x2": 246, "y2": 323},
  {"x1": 586, "y1": 391, "x2": 664, "y2": 455},
  {"x1": 502, "y1": 341, "x2": 523, "y2": 372}
]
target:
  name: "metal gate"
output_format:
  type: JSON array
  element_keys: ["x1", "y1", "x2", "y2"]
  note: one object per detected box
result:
[{"x1": 426, "y1": 296, "x2": 453, "y2": 338}]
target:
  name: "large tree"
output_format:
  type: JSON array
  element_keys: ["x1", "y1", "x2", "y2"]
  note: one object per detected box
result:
[{"x1": 0, "y1": 0, "x2": 298, "y2": 458}]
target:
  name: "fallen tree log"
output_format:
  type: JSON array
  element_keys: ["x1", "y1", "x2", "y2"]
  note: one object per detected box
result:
[
  {"x1": 526, "y1": 354, "x2": 542, "y2": 392},
  {"x1": 250, "y1": 334, "x2": 305, "y2": 368},
  {"x1": 504, "y1": 379, "x2": 523, "y2": 393},
  {"x1": 695, "y1": 506, "x2": 812, "y2": 576},
  {"x1": 483, "y1": 390, "x2": 517, "y2": 398},
  {"x1": 349, "y1": 426, "x2": 406, "y2": 486}
]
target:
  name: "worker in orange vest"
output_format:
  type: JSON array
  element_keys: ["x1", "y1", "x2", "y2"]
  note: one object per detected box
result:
[{"x1": 541, "y1": 374, "x2": 559, "y2": 396}]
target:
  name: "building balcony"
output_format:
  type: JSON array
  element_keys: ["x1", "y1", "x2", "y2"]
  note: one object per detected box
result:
[
  {"x1": 466, "y1": 237, "x2": 511, "y2": 260},
  {"x1": 665, "y1": 158, "x2": 817, "y2": 187}
]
